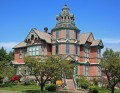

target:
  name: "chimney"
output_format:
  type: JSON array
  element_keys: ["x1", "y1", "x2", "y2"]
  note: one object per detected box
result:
[{"x1": 44, "y1": 27, "x2": 48, "y2": 33}]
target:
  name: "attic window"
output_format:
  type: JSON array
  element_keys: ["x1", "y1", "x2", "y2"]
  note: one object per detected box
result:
[
  {"x1": 31, "y1": 35, "x2": 34, "y2": 40},
  {"x1": 35, "y1": 37, "x2": 37, "y2": 40},
  {"x1": 28, "y1": 39, "x2": 30, "y2": 42},
  {"x1": 68, "y1": 16, "x2": 69, "y2": 19}
]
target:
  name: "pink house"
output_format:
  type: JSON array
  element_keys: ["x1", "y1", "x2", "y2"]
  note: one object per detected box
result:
[{"x1": 13, "y1": 5, "x2": 104, "y2": 79}]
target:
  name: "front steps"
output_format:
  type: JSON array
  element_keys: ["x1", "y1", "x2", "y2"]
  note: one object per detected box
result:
[{"x1": 66, "y1": 79, "x2": 76, "y2": 90}]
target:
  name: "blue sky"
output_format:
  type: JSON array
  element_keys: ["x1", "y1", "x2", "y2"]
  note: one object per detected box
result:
[{"x1": 0, "y1": 0, "x2": 120, "y2": 53}]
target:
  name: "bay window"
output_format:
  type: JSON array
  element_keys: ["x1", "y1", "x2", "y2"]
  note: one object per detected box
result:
[{"x1": 29, "y1": 46, "x2": 39, "y2": 56}]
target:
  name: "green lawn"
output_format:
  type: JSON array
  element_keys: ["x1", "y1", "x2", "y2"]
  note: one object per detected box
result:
[
  {"x1": 99, "y1": 88, "x2": 120, "y2": 93},
  {"x1": 0, "y1": 85, "x2": 40, "y2": 91},
  {"x1": 0, "y1": 84, "x2": 120, "y2": 93},
  {"x1": 0, "y1": 85, "x2": 60, "y2": 93}
]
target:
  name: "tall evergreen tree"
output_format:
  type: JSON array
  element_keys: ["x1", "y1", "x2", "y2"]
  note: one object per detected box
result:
[
  {"x1": 7, "y1": 50, "x2": 14, "y2": 62},
  {"x1": 0, "y1": 47, "x2": 7, "y2": 61}
]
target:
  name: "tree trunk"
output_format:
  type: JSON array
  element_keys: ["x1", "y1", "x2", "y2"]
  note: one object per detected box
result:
[
  {"x1": 111, "y1": 86, "x2": 115, "y2": 93},
  {"x1": 40, "y1": 75, "x2": 44, "y2": 91},
  {"x1": 41, "y1": 84, "x2": 44, "y2": 91}
]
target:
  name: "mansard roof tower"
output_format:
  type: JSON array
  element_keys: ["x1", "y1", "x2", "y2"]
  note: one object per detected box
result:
[
  {"x1": 52, "y1": 4, "x2": 79, "y2": 31},
  {"x1": 51, "y1": 5, "x2": 80, "y2": 58}
]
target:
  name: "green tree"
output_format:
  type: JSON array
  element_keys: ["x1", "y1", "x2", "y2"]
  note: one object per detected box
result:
[
  {"x1": 6, "y1": 51, "x2": 14, "y2": 62},
  {"x1": 0, "y1": 47, "x2": 7, "y2": 61},
  {"x1": 102, "y1": 48, "x2": 120, "y2": 93},
  {"x1": 76, "y1": 76, "x2": 90, "y2": 89},
  {"x1": 0, "y1": 47, "x2": 15, "y2": 83},
  {"x1": 0, "y1": 61, "x2": 15, "y2": 83},
  {"x1": 25, "y1": 56, "x2": 74, "y2": 91}
]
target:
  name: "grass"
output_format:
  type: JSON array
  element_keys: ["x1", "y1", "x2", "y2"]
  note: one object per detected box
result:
[
  {"x1": 99, "y1": 88, "x2": 120, "y2": 93},
  {"x1": 0, "y1": 84, "x2": 120, "y2": 93},
  {"x1": 0, "y1": 84, "x2": 60, "y2": 93},
  {"x1": 0, "y1": 85, "x2": 40, "y2": 91}
]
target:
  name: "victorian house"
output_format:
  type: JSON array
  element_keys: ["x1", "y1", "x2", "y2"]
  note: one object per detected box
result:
[{"x1": 13, "y1": 5, "x2": 104, "y2": 80}]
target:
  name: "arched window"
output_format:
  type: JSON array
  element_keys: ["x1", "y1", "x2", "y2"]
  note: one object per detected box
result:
[{"x1": 31, "y1": 35, "x2": 34, "y2": 40}]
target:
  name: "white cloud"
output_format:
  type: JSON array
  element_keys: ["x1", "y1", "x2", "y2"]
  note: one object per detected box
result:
[
  {"x1": 101, "y1": 38, "x2": 120, "y2": 54},
  {"x1": 0, "y1": 42, "x2": 18, "y2": 52},
  {"x1": 102, "y1": 38, "x2": 120, "y2": 44}
]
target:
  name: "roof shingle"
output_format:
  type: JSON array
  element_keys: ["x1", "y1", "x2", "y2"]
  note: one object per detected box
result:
[
  {"x1": 79, "y1": 32, "x2": 91, "y2": 44},
  {"x1": 91, "y1": 39, "x2": 101, "y2": 46},
  {"x1": 13, "y1": 41, "x2": 27, "y2": 49}
]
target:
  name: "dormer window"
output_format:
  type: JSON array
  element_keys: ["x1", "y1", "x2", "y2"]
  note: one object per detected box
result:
[
  {"x1": 35, "y1": 37, "x2": 37, "y2": 40},
  {"x1": 28, "y1": 39, "x2": 30, "y2": 42}
]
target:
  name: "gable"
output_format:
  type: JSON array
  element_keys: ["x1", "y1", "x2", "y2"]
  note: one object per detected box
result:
[
  {"x1": 99, "y1": 40, "x2": 104, "y2": 48},
  {"x1": 87, "y1": 33, "x2": 94, "y2": 43},
  {"x1": 25, "y1": 29, "x2": 39, "y2": 42}
]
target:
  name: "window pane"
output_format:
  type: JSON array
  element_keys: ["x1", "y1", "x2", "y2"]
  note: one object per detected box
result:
[
  {"x1": 19, "y1": 50, "x2": 22, "y2": 58},
  {"x1": 41, "y1": 46, "x2": 44, "y2": 55},
  {"x1": 20, "y1": 50, "x2": 22, "y2": 53},
  {"x1": 56, "y1": 31, "x2": 59, "y2": 39},
  {"x1": 36, "y1": 51, "x2": 38, "y2": 55},
  {"x1": 56, "y1": 45, "x2": 58, "y2": 54},
  {"x1": 33, "y1": 47, "x2": 35, "y2": 51},
  {"x1": 76, "y1": 32, "x2": 78, "y2": 39},
  {"x1": 66, "y1": 30, "x2": 69, "y2": 39},
  {"x1": 36, "y1": 47, "x2": 38, "y2": 50},
  {"x1": 33, "y1": 51, "x2": 35, "y2": 55},
  {"x1": 29, "y1": 47, "x2": 32, "y2": 51},
  {"x1": 66, "y1": 44, "x2": 69, "y2": 54},
  {"x1": 76, "y1": 45, "x2": 78, "y2": 55},
  {"x1": 29, "y1": 52, "x2": 32, "y2": 56}
]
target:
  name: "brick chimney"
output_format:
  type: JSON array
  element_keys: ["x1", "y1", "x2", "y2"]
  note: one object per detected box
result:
[{"x1": 44, "y1": 27, "x2": 48, "y2": 33}]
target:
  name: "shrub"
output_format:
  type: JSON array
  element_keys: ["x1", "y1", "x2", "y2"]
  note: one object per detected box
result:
[
  {"x1": 11, "y1": 75, "x2": 20, "y2": 81},
  {"x1": 89, "y1": 86, "x2": 99, "y2": 93},
  {"x1": 92, "y1": 78, "x2": 98, "y2": 86},
  {"x1": 45, "y1": 84, "x2": 56, "y2": 91},
  {"x1": 77, "y1": 76, "x2": 90, "y2": 89},
  {"x1": 21, "y1": 77, "x2": 36, "y2": 86},
  {"x1": 0, "y1": 76, "x2": 3, "y2": 84}
]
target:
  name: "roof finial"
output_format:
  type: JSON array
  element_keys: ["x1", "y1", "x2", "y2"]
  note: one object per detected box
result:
[{"x1": 62, "y1": 4, "x2": 69, "y2": 9}]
